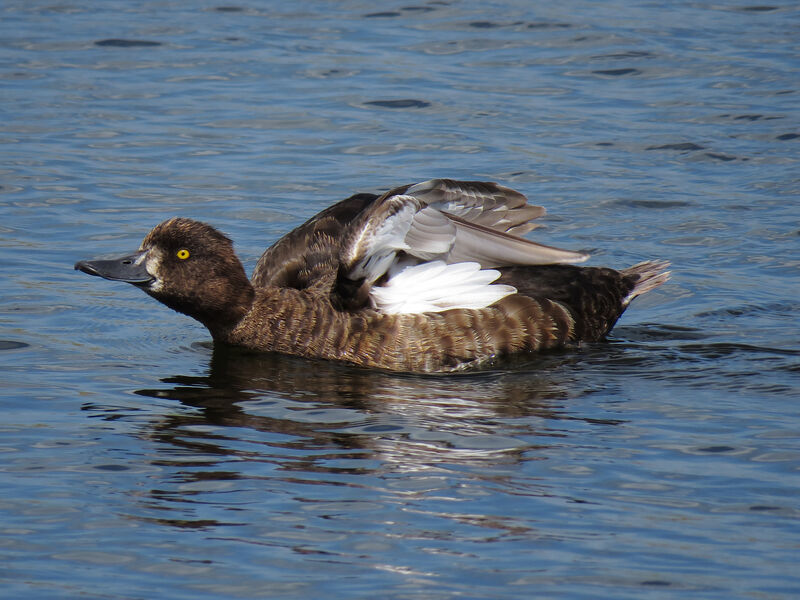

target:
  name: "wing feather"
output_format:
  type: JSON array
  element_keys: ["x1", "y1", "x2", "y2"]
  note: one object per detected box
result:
[
  {"x1": 370, "y1": 260, "x2": 517, "y2": 314},
  {"x1": 443, "y1": 212, "x2": 590, "y2": 266},
  {"x1": 336, "y1": 179, "x2": 589, "y2": 312}
]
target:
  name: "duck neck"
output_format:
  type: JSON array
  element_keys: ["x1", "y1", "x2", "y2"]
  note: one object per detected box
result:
[
  {"x1": 150, "y1": 272, "x2": 255, "y2": 341},
  {"x1": 202, "y1": 281, "x2": 255, "y2": 341}
]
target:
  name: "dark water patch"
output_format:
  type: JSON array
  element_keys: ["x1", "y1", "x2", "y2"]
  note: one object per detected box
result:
[
  {"x1": 705, "y1": 152, "x2": 740, "y2": 162},
  {"x1": 363, "y1": 99, "x2": 431, "y2": 109},
  {"x1": 686, "y1": 439, "x2": 751, "y2": 459},
  {"x1": 678, "y1": 342, "x2": 800, "y2": 359},
  {"x1": 214, "y1": 6, "x2": 244, "y2": 11},
  {"x1": 695, "y1": 301, "x2": 799, "y2": 319},
  {"x1": 367, "y1": 5, "x2": 438, "y2": 17},
  {"x1": 617, "y1": 324, "x2": 707, "y2": 342},
  {"x1": 364, "y1": 424, "x2": 404, "y2": 432},
  {"x1": 737, "y1": 5, "x2": 780, "y2": 11},
  {"x1": 470, "y1": 21, "x2": 504, "y2": 28},
  {"x1": 641, "y1": 580, "x2": 672, "y2": 587},
  {"x1": 647, "y1": 142, "x2": 705, "y2": 151},
  {"x1": 527, "y1": 22, "x2": 571, "y2": 29},
  {"x1": 137, "y1": 516, "x2": 240, "y2": 530},
  {"x1": 95, "y1": 39, "x2": 162, "y2": 47},
  {"x1": 592, "y1": 68, "x2": 640, "y2": 77},
  {"x1": 306, "y1": 68, "x2": 356, "y2": 79},
  {"x1": 82, "y1": 402, "x2": 149, "y2": 421},
  {"x1": 0, "y1": 71, "x2": 43, "y2": 81},
  {"x1": 590, "y1": 334, "x2": 799, "y2": 395},
  {"x1": 776, "y1": 133, "x2": 799, "y2": 140},
  {"x1": 697, "y1": 445, "x2": 737, "y2": 453},
  {"x1": 94, "y1": 464, "x2": 131, "y2": 471},
  {"x1": 750, "y1": 505, "x2": 781, "y2": 511},
  {"x1": 611, "y1": 198, "x2": 693, "y2": 209},
  {"x1": 0, "y1": 340, "x2": 30, "y2": 351},
  {"x1": 729, "y1": 114, "x2": 775, "y2": 121},
  {"x1": 468, "y1": 21, "x2": 525, "y2": 29},
  {"x1": 594, "y1": 51, "x2": 654, "y2": 59}
]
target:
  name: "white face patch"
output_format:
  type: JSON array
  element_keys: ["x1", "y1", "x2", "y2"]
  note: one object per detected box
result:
[{"x1": 141, "y1": 247, "x2": 164, "y2": 292}]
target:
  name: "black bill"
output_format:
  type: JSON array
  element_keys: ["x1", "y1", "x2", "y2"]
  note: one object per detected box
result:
[{"x1": 74, "y1": 251, "x2": 153, "y2": 285}]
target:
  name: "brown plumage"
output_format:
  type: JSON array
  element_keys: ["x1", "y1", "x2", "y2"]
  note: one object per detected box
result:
[{"x1": 75, "y1": 179, "x2": 669, "y2": 373}]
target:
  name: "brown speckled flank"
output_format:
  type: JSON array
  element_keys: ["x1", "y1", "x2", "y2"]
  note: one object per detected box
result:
[
  {"x1": 228, "y1": 287, "x2": 576, "y2": 372},
  {"x1": 76, "y1": 180, "x2": 669, "y2": 373}
]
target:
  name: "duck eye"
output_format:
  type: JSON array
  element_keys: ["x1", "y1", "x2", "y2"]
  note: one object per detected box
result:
[{"x1": 176, "y1": 249, "x2": 190, "y2": 260}]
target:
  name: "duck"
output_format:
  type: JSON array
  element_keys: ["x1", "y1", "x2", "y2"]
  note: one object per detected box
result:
[{"x1": 75, "y1": 178, "x2": 669, "y2": 373}]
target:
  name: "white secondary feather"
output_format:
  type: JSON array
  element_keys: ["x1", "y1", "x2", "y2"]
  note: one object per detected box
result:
[
  {"x1": 348, "y1": 196, "x2": 416, "y2": 283},
  {"x1": 370, "y1": 260, "x2": 517, "y2": 315}
]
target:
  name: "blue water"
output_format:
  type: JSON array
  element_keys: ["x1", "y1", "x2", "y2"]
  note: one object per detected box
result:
[{"x1": 2, "y1": 1, "x2": 799, "y2": 598}]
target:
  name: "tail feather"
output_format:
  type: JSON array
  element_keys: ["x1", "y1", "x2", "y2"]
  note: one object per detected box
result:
[{"x1": 622, "y1": 260, "x2": 671, "y2": 306}]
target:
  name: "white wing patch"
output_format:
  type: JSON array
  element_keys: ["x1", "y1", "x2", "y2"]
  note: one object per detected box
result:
[
  {"x1": 347, "y1": 196, "x2": 417, "y2": 283},
  {"x1": 370, "y1": 260, "x2": 517, "y2": 315}
]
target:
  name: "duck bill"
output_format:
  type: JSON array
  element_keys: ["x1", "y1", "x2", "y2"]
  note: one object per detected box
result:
[{"x1": 74, "y1": 251, "x2": 154, "y2": 285}]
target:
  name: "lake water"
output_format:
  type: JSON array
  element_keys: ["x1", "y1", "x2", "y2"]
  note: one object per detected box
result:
[{"x1": 1, "y1": 1, "x2": 799, "y2": 598}]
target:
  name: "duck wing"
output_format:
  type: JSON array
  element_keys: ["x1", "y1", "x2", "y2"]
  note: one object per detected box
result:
[
  {"x1": 252, "y1": 192, "x2": 378, "y2": 289},
  {"x1": 339, "y1": 178, "x2": 589, "y2": 285}
]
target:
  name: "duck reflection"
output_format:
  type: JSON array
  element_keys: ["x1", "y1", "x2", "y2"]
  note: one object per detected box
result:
[
  {"x1": 133, "y1": 345, "x2": 620, "y2": 464},
  {"x1": 122, "y1": 347, "x2": 623, "y2": 529}
]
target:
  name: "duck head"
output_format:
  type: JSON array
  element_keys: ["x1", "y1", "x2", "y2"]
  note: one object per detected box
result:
[{"x1": 75, "y1": 218, "x2": 254, "y2": 337}]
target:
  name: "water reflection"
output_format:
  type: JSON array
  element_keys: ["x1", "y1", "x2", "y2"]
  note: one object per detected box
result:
[
  {"x1": 134, "y1": 345, "x2": 594, "y2": 451},
  {"x1": 142, "y1": 345, "x2": 577, "y2": 408},
  {"x1": 107, "y1": 347, "x2": 624, "y2": 529}
]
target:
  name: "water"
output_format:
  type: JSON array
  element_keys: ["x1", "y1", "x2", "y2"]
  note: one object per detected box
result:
[{"x1": 1, "y1": 1, "x2": 799, "y2": 598}]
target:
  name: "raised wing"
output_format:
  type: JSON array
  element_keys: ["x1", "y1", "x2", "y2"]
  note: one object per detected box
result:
[{"x1": 339, "y1": 178, "x2": 589, "y2": 286}]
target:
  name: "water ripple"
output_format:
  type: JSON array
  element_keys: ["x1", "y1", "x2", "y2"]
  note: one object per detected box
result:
[{"x1": 2, "y1": 1, "x2": 799, "y2": 598}]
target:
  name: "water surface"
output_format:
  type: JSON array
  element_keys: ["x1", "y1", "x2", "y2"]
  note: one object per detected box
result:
[{"x1": 1, "y1": 1, "x2": 799, "y2": 598}]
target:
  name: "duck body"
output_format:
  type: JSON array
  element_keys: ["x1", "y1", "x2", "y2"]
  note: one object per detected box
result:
[{"x1": 75, "y1": 179, "x2": 669, "y2": 373}]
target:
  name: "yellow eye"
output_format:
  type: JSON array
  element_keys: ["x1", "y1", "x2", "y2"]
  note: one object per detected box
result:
[{"x1": 176, "y1": 249, "x2": 190, "y2": 260}]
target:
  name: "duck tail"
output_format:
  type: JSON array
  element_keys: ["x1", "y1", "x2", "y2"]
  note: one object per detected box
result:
[{"x1": 621, "y1": 260, "x2": 671, "y2": 306}]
